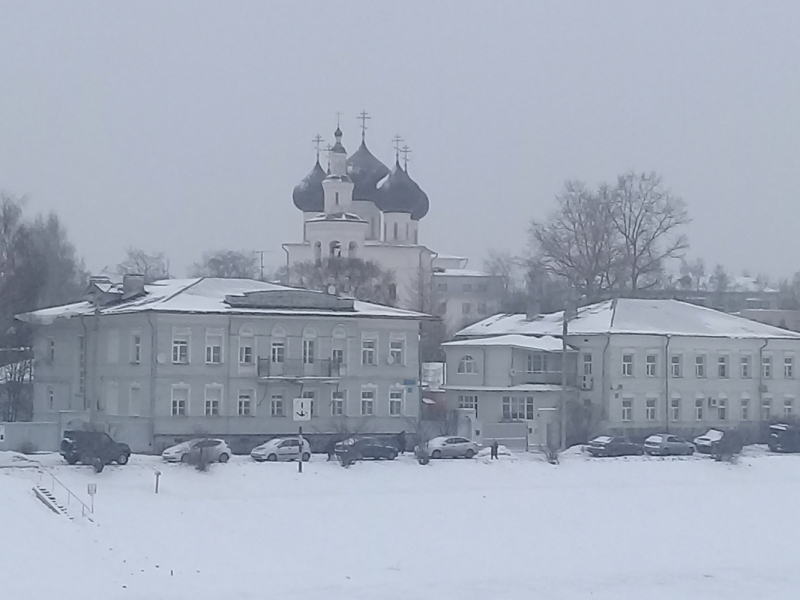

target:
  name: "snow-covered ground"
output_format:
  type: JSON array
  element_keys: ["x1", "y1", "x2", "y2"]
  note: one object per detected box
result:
[{"x1": 3, "y1": 448, "x2": 800, "y2": 599}]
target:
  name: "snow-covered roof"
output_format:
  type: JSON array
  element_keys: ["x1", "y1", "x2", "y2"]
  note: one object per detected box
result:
[
  {"x1": 457, "y1": 298, "x2": 800, "y2": 340},
  {"x1": 443, "y1": 334, "x2": 571, "y2": 353},
  {"x1": 444, "y1": 384, "x2": 567, "y2": 393},
  {"x1": 18, "y1": 278, "x2": 428, "y2": 323}
]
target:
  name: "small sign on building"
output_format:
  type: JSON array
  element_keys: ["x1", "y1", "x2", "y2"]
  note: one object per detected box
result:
[
  {"x1": 292, "y1": 398, "x2": 311, "y2": 421},
  {"x1": 0, "y1": 425, "x2": 5, "y2": 443}
]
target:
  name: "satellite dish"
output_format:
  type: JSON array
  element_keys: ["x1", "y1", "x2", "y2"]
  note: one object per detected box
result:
[
  {"x1": 327, "y1": 284, "x2": 337, "y2": 295},
  {"x1": 157, "y1": 353, "x2": 166, "y2": 364},
  {"x1": 386, "y1": 355, "x2": 395, "y2": 365}
]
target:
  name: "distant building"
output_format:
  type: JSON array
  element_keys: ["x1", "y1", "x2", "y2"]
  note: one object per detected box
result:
[
  {"x1": 431, "y1": 255, "x2": 504, "y2": 335},
  {"x1": 642, "y1": 275, "x2": 781, "y2": 313},
  {"x1": 446, "y1": 298, "x2": 800, "y2": 448},
  {"x1": 739, "y1": 309, "x2": 800, "y2": 333},
  {"x1": 18, "y1": 276, "x2": 427, "y2": 452}
]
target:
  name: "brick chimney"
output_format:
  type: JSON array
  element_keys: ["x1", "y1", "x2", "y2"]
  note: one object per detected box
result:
[{"x1": 122, "y1": 274, "x2": 146, "y2": 299}]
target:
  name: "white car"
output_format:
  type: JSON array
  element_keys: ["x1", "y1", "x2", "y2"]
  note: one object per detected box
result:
[
  {"x1": 250, "y1": 437, "x2": 311, "y2": 462},
  {"x1": 693, "y1": 429, "x2": 724, "y2": 454},
  {"x1": 162, "y1": 438, "x2": 232, "y2": 463},
  {"x1": 426, "y1": 436, "x2": 479, "y2": 459}
]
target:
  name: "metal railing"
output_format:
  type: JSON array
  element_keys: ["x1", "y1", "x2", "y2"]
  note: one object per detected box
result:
[
  {"x1": 258, "y1": 358, "x2": 345, "y2": 378},
  {"x1": 39, "y1": 468, "x2": 93, "y2": 518}
]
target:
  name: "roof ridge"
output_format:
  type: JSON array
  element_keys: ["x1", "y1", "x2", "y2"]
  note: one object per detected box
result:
[{"x1": 159, "y1": 277, "x2": 206, "y2": 304}]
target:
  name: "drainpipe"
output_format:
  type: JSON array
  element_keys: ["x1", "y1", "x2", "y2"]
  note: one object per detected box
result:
[
  {"x1": 80, "y1": 316, "x2": 89, "y2": 413},
  {"x1": 147, "y1": 313, "x2": 158, "y2": 450},
  {"x1": 601, "y1": 334, "x2": 611, "y2": 430},
  {"x1": 758, "y1": 338, "x2": 769, "y2": 423},
  {"x1": 281, "y1": 244, "x2": 290, "y2": 284},
  {"x1": 664, "y1": 335, "x2": 672, "y2": 433},
  {"x1": 227, "y1": 316, "x2": 233, "y2": 436},
  {"x1": 91, "y1": 309, "x2": 100, "y2": 420}
]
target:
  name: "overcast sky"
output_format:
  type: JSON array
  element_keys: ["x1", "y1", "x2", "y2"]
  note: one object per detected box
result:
[{"x1": 1, "y1": 1, "x2": 798, "y2": 279}]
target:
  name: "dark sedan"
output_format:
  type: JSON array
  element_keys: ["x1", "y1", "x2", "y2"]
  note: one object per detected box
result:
[
  {"x1": 335, "y1": 437, "x2": 398, "y2": 461},
  {"x1": 586, "y1": 436, "x2": 643, "y2": 457}
]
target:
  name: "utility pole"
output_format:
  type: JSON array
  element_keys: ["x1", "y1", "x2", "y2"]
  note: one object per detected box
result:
[{"x1": 560, "y1": 296, "x2": 575, "y2": 451}]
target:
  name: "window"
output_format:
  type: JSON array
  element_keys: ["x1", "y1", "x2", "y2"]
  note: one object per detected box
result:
[
  {"x1": 48, "y1": 387, "x2": 54, "y2": 409},
  {"x1": 331, "y1": 391, "x2": 345, "y2": 416},
  {"x1": 171, "y1": 387, "x2": 188, "y2": 416},
  {"x1": 270, "y1": 393, "x2": 284, "y2": 417},
  {"x1": 437, "y1": 283, "x2": 448, "y2": 292},
  {"x1": 302, "y1": 390, "x2": 316, "y2": 416},
  {"x1": 670, "y1": 397, "x2": 680, "y2": 421},
  {"x1": 238, "y1": 390, "x2": 253, "y2": 416},
  {"x1": 362, "y1": 337, "x2": 377, "y2": 366},
  {"x1": 718, "y1": 398, "x2": 727, "y2": 420},
  {"x1": 718, "y1": 355, "x2": 729, "y2": 379},
  {"x1": 741, "y1": 398, "x2": 749, "y2": 421},
  {"x1": 361, "y1": 389, "x2": 375, "y2": 415},
  {"x1": 335, "y1": 191, "x2": 339, "y2": 205},
  {"x1": 172, "y1": 328, "x2": 190, "y2": 364},
  {"x1": 761, "y1": 398, "x2": 772, "y2": 420},
  {"x1": 205, "y1": 386, "x2": 222, "y2": 416},
  {"x1": 238, "y1": 338, "x2": 254, "y2": 365},
  {"x1": 131, "y1": 333, "x2": 141, "y2": 364},
  {"x1": 784, "y1": 397, "x2": 794, "y2": 418},
  {"x1": 785, "y1": 356, "x2": 794, "y2": 379},
  {"x1": 527, "y1": 353, "x2": 545, "y2": 374},
  {"x1": 695, "y1": 354, "x2": 706, "y2": 378},
  {"x1": 763, "y1": 356, "x2": 772, "y2": 379},
  {"x1": 332, "y1": 348, "x2": 344, "y2": 365},
  {"x1": 205, "y1": 329, "x2": 223, "y2": 364},
  {"x1": 48, "y1": 339, "x2": 55, "y2": 363},
  {"x1": 302, "y1": 339, "x2": 315, "y2": 364},
  {"x1": 457, "y1": 355, "x2": 477, "y2": 374},
  {"x1": 502, "y1": 396, "x2": 535, "y2": 420},
  {"x1": 462, "y1": 303, "x2": 472, "y2": 315},
  {"x1": 389, "y1": 390, "x2": 403, "y2": 416},
  {"x1": 271, "y1": 341, "x2": 285, "y2": 363},
  {"x1": 583, "y1": 353, "x2": 593, "y2": 376},
  {"x1": 389, "y1": 337, "x2": 405, "y2": 365},
  {"x1": 622, "y1": 353, "x2": 634, "y2": 377},
  {"x1": 477, "y1": 303, "x2": 488, "y2": 314},
  {"x1": 646, "y1": 398, "x2": 656, "y2": 421},
  {"x1": 740, "y1": 355, "x2": 751, "y2": 379},
  {"x1": 621, "y1": 399, "x2": 633, "y2": 422},
  {"x1": 695, "y1": 397, "x2": 704, "y2": 421},
  {"x1": 462, "y1": 283, "x2": 473, "y2": 293},
  {"x1": 393, "y1": 223, "x2": 398, "y2": 240},
  {"x1": 670, "y1": 355, "x2": 682, "y2": 378},
  {"x1": 458, "y1": 394, "x2": 478, "y2": 411},
  {"x1": 646, "y1": 354, "x2": 658, "y2": 377}
]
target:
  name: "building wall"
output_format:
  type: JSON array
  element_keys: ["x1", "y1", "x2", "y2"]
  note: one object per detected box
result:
[
  {"x1": 31, "y1": 311, "x2": 422, "y2": 452},
  {"x1": 432, "y1": 273, "x2": 503, "y2": 334}
]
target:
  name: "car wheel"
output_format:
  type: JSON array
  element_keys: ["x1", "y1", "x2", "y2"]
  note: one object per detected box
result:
[
  {"x1": 267, "y1": 454, "x2": 278, "y2": 462},
  {"x1": 80, "y1": 453, "x2": 92, "y2": 465},
  {"x1": 92, "y1": 458, "x2": 105, "y2": 473},
  {"x1": 180, "y1": 454, "x2": 190, "y2": 463},
  {"x1": 66, "y1": 455, "x2": 79, "y2": 465},
  {"x1": 116, "y1": 453, "x2": 129, "y2": 465},
  {"x1": 388, "y1": 451, "x2": 397, "y2": 460},
  {"x1": 687, "y1": 447, "x2": 694, "y2": 455},
  {"x1": 218, "y1": 453, "x2": 230, "y2": 463},
  {"x1": 465, "y1": 449, "x2": 475, "y2": 459},
  {"x1": 431, "y1": 449, "x2": 442, "y2": 459},
  {"x1": 301, "y1": 452, "x2": 311, "y2": 462}
]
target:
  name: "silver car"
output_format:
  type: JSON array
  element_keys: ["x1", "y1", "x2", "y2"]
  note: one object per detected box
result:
[
  {"x1": 644, "y1": 434, "x2": 695, "y2": 456},
  {"x1": 161, "y1": 438, "x2": 232, "y2": 463},
  {"x1": 250, "y1": 437, "x2": 311, "y2": 462},
  {"x1": 426, "y1": 436, "x2": 479, "y2": 459}
]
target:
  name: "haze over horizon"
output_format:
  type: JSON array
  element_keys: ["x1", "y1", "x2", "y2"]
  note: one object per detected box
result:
[{"x1": 1, "y1": 1, "x2": 798, "y2": 280}]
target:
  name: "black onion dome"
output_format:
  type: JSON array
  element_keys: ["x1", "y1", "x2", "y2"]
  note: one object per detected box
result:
[
  {"x1": 330, "y1": 126, "x2": 346, "y2": 154},
  {"x1": 292, "y1": 161, "x2": 326, "y2": 212},
  {"x1": 376, "y1": 160, "x2": 425, "y2": 213},
  {"x1": 346, "y1": 141, "x2": 390, "y2": 202},
  {"x1": 410, "y1": 179, "x2": 429, "y2": 220}
]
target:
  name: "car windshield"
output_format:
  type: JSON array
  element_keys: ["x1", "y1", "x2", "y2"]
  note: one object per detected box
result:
[{"x1": 591, "y1": 436, "x2": 613, "y2": 444}]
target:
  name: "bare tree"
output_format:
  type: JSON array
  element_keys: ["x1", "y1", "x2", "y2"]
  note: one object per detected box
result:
[
  {"x1": 483, "y1": 249, "x2": 528, "y2": 312},
  {"x1": 117, "y1": 247, "x2": 170, "y2": 283},
  {"x1": 288, "y1": 257, "x2": 397, "y2": 305},
  {"x1": 190, "y1": 250, "x2": 259, "y2": 279},
  {"x1": 530, "y1": 181, "x2": 622, "y2": 302},
  {"x1": 710, "y1": 263, "x2": 730, "y2": 293},
  {"x1": 611, "y1": 171, "x2": 690, "y2": 292}
]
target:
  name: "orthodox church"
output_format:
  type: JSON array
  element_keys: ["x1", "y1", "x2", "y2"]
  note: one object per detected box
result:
[{"x1": 283, "y1": 123, "x2": 435, "y2": 310}]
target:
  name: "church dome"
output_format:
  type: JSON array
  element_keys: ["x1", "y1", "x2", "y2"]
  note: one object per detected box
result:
[
  {"x1": 410, "y1": 181, "x2": 429, "y2": 220},
  {"x1": 375, "y1": 160, "x2": 428, "y2": 214},
  {"x1": 292, "y1": 161, "x2": 326, "y2": 212},
  {"x1": 346, "y1": 141, "x2": 390, "y2": 202}
]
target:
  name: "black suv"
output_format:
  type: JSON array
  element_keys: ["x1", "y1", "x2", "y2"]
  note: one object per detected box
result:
[
  {"x1": 335, "y1": 437, "x2": 398, "y2": 463},
  {"x1": 768, "y1": 423, "x2": 800, "y2": 452},
  {"x1": 60, "y1": 430, "x2": 131, "y2": 472}
]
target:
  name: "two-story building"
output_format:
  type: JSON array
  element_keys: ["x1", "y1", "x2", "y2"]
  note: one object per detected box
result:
[
  {"x1": 18, "y1": 275, "x2": 427, "y2": 453},
  {"x1": 447, "y1": 298, "x2": 800, "y2": 446}
]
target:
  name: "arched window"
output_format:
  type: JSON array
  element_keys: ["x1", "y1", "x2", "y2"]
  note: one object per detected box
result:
[
  {"x1": 329, "y1": 240, "x2": 341, "y2": 257},
  {"x1": 302, "y1": 326, "x2": 317, "y2": 365},
  {"x1": 348, "y1": 241, "x2": 357, "y2": 257},
  {"x1": 457, "y1": 355, "x2": 477, "y2": 374},
  {"x1": 405, "y1": 223, "x2": 409, "y2": 240},
  {"x1": 393, "y1": 223, "x2": 399, "y2": 240},
  {"x1": 335, "y1": 192, "x2": 340, "y2": 205},
  {"x1": 413, "y1": 229, "x2": 418, "y2": 244},
  {"x1": 388, "y1": 283, "x2": 397, "y2": 302}
]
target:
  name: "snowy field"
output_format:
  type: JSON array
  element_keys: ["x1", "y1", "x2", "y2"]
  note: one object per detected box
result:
[{"x1": 3, "y1": 448, "x2": 800, "y2": 600}]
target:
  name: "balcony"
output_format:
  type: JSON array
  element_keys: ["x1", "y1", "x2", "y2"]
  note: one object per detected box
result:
[
  {"x1": 258, "y1": 358, "x2": 345, "y2": 380},
  {"x1": 511, "y1": 370, "x2": 578, "y2": 388}
]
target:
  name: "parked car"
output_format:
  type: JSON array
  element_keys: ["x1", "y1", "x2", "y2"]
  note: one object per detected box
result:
[
  {"x1": 60, "y1": 430, "x2": 131, "y2": 471},
  {"x1": 693, "y1": 429, "x2": 724, "y2": 454},
  {"x1": 334, "y1": 437, "x2": 398, "y2": 461},
  {"x1": 426, "y1": 436, "x2": 479, "y2": 459},
  {"x1": 768, "y1": 423, "x2": 800, "y2": 452},
  {"x1": 161, "y1": 438, "x2": 231, "y2": 463},
  {"x1": 644, "y1": 434, "x2": 695, "y2": 456},
  {"x1": 250, "y1": 437, "x2": 311, "y2": 462},
  {"x1": 585, "y1": 436, "x2": 643, "y2": 457}
]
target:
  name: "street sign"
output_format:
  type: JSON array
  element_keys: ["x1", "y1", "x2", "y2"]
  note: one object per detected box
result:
[
  {"x1": 0, "y1": 425, "x2": 5, "y2": 443},
  {"x1": 87, "y1": 483, "x2": 97, "y2": 496},
  {"x1": 293, "y1": 398, "x2": 311, "y2": 421}
]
